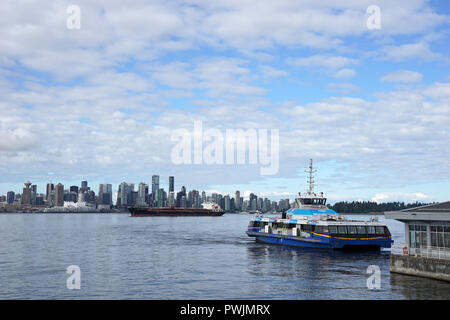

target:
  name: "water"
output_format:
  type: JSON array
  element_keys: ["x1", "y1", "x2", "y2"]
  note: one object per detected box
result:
[{"x1": 0, "y1": 213, "x2": 448, "y2": 299}]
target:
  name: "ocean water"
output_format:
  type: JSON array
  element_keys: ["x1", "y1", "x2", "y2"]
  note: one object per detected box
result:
[{"x1": 0, "y1": 213, "x2": 448, "y2": 300}]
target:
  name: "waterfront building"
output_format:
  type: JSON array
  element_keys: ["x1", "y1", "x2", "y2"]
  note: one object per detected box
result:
[
  {"x1": 21, "y1": 181, "x2": 32, "y2": 205},
  {"x1": 7, "y1": 191, "x2": 15, "y2": 204},
  {"x1": 54, "y1": 183, "x2": 64, "y2": 207},
  {"x1": 70, "y1": 186, "x2": 79, "y2": 194},
  {"x1": 386, "y1": 201, "x2": 450, "y2": 281}
]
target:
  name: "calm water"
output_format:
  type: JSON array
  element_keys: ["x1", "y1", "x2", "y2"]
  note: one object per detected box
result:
[{"x1": 0, "y1": 213, "x2": 448, "y2": 300}]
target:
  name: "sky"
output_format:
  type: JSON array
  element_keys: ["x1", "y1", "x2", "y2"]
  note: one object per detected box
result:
[{"x1": 0, "y1": 0, "x2": 449, "y2": 204}]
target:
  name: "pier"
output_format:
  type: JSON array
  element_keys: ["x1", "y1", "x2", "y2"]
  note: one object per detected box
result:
[{"x1": 385, "y1": 201, "x2": 450, "y2": 282}]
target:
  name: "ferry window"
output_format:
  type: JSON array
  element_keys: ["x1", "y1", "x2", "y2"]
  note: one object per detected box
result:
[
  {"x1": 375, "y1": 226, "x2": 384, "y2": 235},
  {"x1": 367, "y1": 226, "x2": 375, "y2": 234},
  {"x1": 420, "y1": 225, "x2": 426, "y2": 232},
  {"x1": 357, "y1": 226, "x2": 366, "y2": 234},
  {"x1": 348, "y1": 226, "x2": 357, "y2": 234},
  {"x1": 337, "y1": 226, "x2": 347, "y2": 234},
  {"x1": 329, "y1": 226, "x2": 337, "y2": 234},
  {"x1": 315, "y1": 226, "x2": 323, "y2": 233},
  {"x1": 384, "y1": 227, "x2": 391, "y2": 236},
  {"x1": 409, "y1": 224, "x2": 415, "y2": 231},
  {"x1": 303, "y1": 199, "x2": 312, "y2": 205}
]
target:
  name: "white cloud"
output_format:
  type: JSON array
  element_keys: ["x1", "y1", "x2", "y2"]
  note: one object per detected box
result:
[
  {"x1": 381, "y1": 70, "x2": 423, "y2": 83},
  {"x1": 333, "y1": 68, "x2": 356, "y2": 78},
  {"x1": 371, "y1": 192, "x2": 431, "y2": 203},
  {"x1": 289, "y1": 54, "x2": 358, "y2": 70},
  {"x1": 380, "y1": 42, "x2": 442, "y2": 62}
]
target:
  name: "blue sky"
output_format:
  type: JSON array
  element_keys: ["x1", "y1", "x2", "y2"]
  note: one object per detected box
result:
[{"x1": 0, "y1": 0, "x2": 449, "y2": 204}]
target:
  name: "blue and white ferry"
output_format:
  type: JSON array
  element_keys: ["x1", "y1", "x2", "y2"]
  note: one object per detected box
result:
[{"x1": 246, "y1": 160, "x2": 392, "y2": 250}]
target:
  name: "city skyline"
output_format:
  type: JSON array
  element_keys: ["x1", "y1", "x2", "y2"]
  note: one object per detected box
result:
[{"x1": 1, "y1": 2, "x2": 450, "y2": 204}]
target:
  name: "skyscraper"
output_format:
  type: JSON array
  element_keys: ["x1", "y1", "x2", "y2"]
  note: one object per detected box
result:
[
  {"x1": 119, "y1": 182, "x2": 129, "y2": 207},
  {"x1": 235, "y1": 190, "x2": 240, "y2": 210},
  {"x1": 152, "y1": 175, "x2": 159, "y2": 205},
  {"x1": 54, "y1": 183, "x2": 64, "y2": 207},
  {"x1": 46, "y1": 183, "x2": 54, "y2": 205},
  {"x1": 169, "y1": 176, "x2": 174, "y2": 193},
  {"x1": 6, "y1": 191, "x2": 15, "y2": 204},
  {"x1": 138, "y1": 182, "x2": 147, "y2": 206},
  {"x1": 21, "y1": 181, "x2": 32, "y2": 205}
]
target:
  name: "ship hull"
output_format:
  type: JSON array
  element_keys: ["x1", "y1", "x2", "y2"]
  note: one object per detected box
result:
[
  {"x1": 129, "y1": 207, "x2": 224, "y2": 217},
  {"x1": 246, "y1": 231, "x2": 391, "y2": 250}
]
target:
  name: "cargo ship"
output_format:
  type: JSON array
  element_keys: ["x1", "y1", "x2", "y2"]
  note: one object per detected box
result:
[
  {"x1": 246, "y1": 159, "x2": 392, "y2": 250},
  {"x1": 129, "y1": 202, "x2": 224, "y2": 217}
]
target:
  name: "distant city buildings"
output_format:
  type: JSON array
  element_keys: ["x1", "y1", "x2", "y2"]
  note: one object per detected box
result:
[{"x1": 0, "y1": 176, "x2": 291, "y2": 213}]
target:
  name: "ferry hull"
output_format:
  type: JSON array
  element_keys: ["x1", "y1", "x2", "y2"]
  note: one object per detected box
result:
[{"x1": 246, "y1": 231, "x2": 392, "y2": 250}]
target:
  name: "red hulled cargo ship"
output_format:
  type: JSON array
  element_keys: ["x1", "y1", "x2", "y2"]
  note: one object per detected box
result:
[{"x1": 129, "y1": 202, "x2": 224, "y2": 217}]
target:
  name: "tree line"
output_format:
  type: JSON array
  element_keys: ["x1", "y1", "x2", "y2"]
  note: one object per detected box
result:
[{"x1": 327, "y1": 201, "x2": 432, "y2": 213}]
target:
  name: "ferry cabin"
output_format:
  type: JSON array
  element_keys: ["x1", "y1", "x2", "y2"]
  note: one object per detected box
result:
[{"x1": 247, "y1": 216, "x2": 392, "y2": 249}]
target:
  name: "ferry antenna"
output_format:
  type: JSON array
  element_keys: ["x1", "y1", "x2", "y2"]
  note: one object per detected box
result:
[{"x1": 305, "y1": 158, "x2": 317, "y2": 194}]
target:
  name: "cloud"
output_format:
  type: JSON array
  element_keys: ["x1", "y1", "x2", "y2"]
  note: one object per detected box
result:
[
  {"x1": 380, "y1": 42, "x2": 442, "y2": 62},
  {"x1": 332, "y1": 68, "x2": 356, "y2": 79},
  {"x1": 380, "y1": 70, "x2": 423, "y2": 83},
  {"x1": 371, "y1": 192, "x2": 431, "y2": 203},
  {"x1": 288, "y1": 54, "x2": 358, "y2": 70}
]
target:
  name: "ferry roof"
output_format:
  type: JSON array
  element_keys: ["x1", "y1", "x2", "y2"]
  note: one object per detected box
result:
[
  {"x1": 385, "y1": 201, "x2": 450, "y2": 222},
  {"x1": 286, "y1": 208, "x2": 339, "y2": 216}
]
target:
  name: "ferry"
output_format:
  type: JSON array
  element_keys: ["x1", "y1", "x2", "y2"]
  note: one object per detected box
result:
[
  {"x1": 246, "y1": 160, "x2": 392, "y2": 250},
  {"x1": 129, "y1": 201, "x2": 224, "y2": 217}
]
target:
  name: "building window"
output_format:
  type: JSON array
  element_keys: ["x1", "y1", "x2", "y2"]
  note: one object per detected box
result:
[{"x1": 430, "y1": 223, "x2": 450, "y2": 249}]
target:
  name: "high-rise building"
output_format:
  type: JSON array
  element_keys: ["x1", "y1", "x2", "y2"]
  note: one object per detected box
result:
[
  {"x1": 157, "y1": 188, "x2": 166, "y2": 207},
  {"x1": 152, "y1": 175, "x2": 159, "y2": 205},
  {"x1": 46, "y1": 183, "x2": 54, "y2": 205},
  {"x1": 54, "y1": 183, "x2": 64, "y2": 207},
  {"x1": 6, "y1": 191, "x2": 15, "y2": 204},
  {"x1": 168, "y1": 191, "x2": 175, "y2": 207},
  {"x1": 224, "y1": 195, "x2": 230, "y2": 211},
  {"x1": 235, "y1": 191, "x2": 240, "y2": 210},
  {"x1": 169, "y1": 176, "x2": 174, "y2": 193},
  {"x1": 138, "y1": 182, "x2": 147, "y2": 206},
  {"x1": 21, "y1": 181, "x2": 32, "y2": 205}
]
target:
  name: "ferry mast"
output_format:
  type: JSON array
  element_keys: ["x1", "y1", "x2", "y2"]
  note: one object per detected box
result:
[{"x1": 305, "y1": 158, "x2": 317, "y2": 195}]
